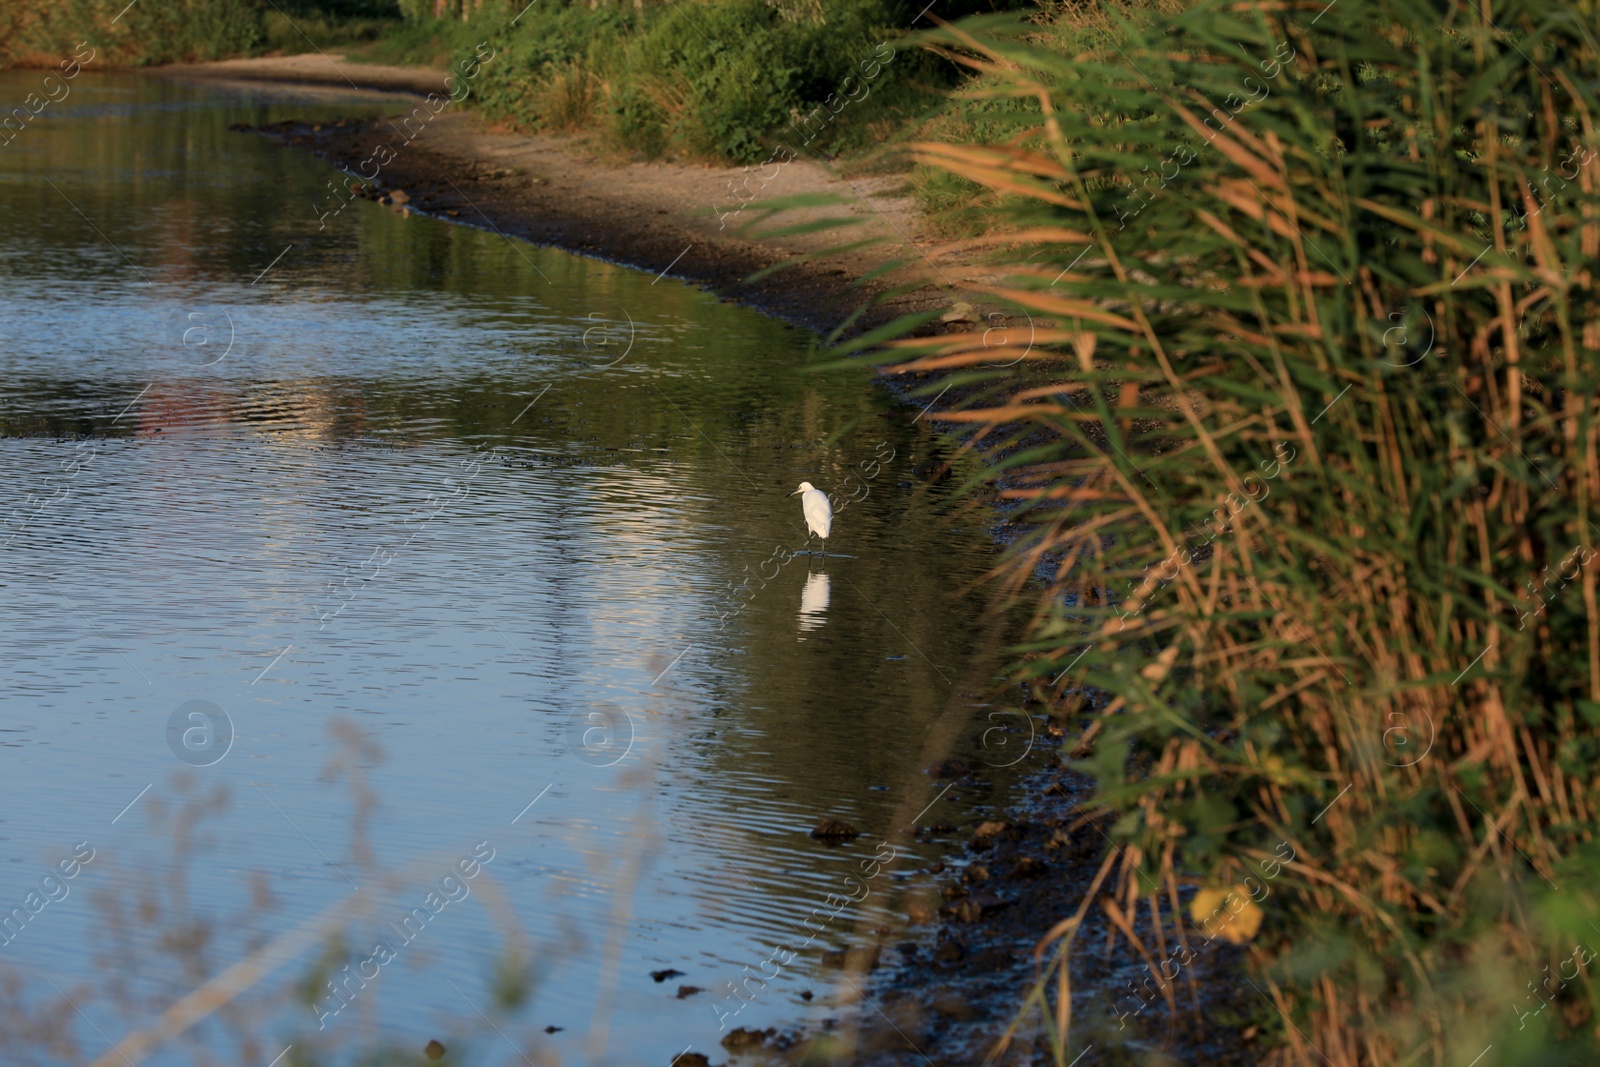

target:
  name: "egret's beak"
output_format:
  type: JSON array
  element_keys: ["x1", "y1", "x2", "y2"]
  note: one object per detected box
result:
[{"x1": 788, "y1": 488, "x2": 802, "y2": 496}]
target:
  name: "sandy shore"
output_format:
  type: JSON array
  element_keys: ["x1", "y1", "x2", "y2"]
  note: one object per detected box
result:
[{"x1": 148, "y1": 53, "x2": 453, "y2": 97}]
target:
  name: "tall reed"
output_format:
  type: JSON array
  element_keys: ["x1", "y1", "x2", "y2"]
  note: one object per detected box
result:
[{"x1": 846, "y1": 0, "x2": 1600, "y2": 1061}]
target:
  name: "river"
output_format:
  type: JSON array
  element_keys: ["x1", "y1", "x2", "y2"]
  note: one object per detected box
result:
[{"x1": 0, "y1": 70, "x2": 1027, "y2": 1066}]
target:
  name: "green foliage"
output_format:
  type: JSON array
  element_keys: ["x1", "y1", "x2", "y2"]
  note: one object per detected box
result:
[
  {"x1": 0, "y1": 0, "x2": 262, "y2": 66},
  {"x1": 259, "y1": 0, "x2": 403, "y2": 54},
  {"x1": 406, "y1": 0, "x2": 954, "y2": 164},
  {"x1": 261, "y1": 8, "x2": 405, "y2": 54},
  {"x1": 0, "y1": 0, "x2": 405, "y2": 66}
]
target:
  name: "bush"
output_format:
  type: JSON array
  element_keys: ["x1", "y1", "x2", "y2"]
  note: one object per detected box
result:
[
  {"x1": 0, "y1": 0, "x2": 408, "y2": 67},
  {"x1": 0, "y1": 0, "x2": 262, "y2": 66},
  {"x1": 417, "y1": 0, "x2": 954, "y2": 164}
]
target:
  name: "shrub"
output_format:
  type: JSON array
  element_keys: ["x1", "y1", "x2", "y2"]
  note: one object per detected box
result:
[
  {"x1": 418, "y1": 0, "x2": 954, "y2": 163},
  {"x1": 0, "y1": 0, "x2": 262, "y2": 67}
]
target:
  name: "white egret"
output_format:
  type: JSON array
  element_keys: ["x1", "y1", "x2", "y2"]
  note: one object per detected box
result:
[{"x1": 789, "y1": 481, "x2": 832, "y2": 555}]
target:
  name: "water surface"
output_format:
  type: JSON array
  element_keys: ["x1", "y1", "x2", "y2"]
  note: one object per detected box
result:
[{"x1": 0, "y1": 71, "x2": 1027, "y2": 1066}]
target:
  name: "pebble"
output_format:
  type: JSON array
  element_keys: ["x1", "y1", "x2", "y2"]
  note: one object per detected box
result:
[
  {"x1": 1013, "y1": 856, "x2": 1047, "y2": 878},
  {"x1": 943, "y1": 893, "x2": 1013, "y2": 923},
  {"x1": 930, "y1": 988, "x2": 979, "y2": 1020},
  {"x1": 926, "y1": 758, "x2": 970, "y2": 778},
  {"x1": 820, "y1": 944, "x2": 880, "y2": 971},
  {"x1": 424, "y1": 1039, "x2": 446, "y2": 1061},
  {"x1": 810, "y1": 818, "x2": 860, "y2": 841},
  {"x1": 721, "y1": 1027, "x2": 775, "y2": 1051}
]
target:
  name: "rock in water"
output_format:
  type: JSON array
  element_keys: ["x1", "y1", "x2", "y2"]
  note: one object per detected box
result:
[
  {"x1": 926, "y1": 758, "x2": 970, "y2": 778},
  {"x1": 425, "y1": 1039, "x2": 446, "y2": 1060},
  {"x1": 810, "y1": 818, "x2": 860, "y2": 841},
  {"x1": 1013, "y1": 856, "x2": 1047, "y2": 878},
  {"x1": 721, "y1": 1027, "x2": 776, "y2": 1051},
  {"x1": 650, "y1": 968, "x2": 685, "y2": 982},
  {"x1": 820, "y1": 944, "x2": 881, "y2": 971}
]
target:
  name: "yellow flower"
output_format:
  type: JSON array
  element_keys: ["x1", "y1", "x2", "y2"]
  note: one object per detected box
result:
[{"x1": 1191, "y1": 885, "x2": 1264, "y2": 943}]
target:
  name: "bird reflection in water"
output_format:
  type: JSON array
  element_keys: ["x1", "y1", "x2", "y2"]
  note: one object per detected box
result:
[{"x1": 798, "y1": 569, "x2": 831, "y2": 637}]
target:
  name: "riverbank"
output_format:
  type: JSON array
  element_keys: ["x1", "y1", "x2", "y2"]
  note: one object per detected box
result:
[
  {"x1": 246, "y1": 111, "x2": 967, "y2": 336},
  {"x1": 150, "y1": 53, "x2": 449, "y2": 96},
  {"x1": 756, "y1": 759, "x2": 1258, "y2": 1067},
  {"x1": 168, "y1": 53, "x2": 992, "y2": 338}
]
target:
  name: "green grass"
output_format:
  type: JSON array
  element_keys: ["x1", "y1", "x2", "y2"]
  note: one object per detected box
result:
[
  {"x1": 390, "y1": 0, "x2": 963, "y2": 164},
  {"x1": 0, "y1": 0, "x2": 262, "y2": 67},
  {"x1": 0, "y1": 0, "x2": 409, "y2": 67},
  {"x1": 260, "y1": 12, "x2": 404, "y2": 55}
]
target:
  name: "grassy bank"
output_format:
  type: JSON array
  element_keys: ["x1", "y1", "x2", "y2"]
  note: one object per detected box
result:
[
  {"x1": 0, "y1": 0, "x2": 979, "y2": 171},
  {"x1": 828, "y1": 0, "x2": 1600, "y2": 1062},
  {"x1": 0, "y1": 0, "x2": 263, "y2": 67}
]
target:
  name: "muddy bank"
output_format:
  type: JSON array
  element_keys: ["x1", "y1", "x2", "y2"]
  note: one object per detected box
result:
[{"x1": 707, "y1": 757, "x2": 1260, "y2": 1067}]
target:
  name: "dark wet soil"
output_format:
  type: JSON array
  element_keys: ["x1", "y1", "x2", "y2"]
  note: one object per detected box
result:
[{"x1": 740, "y1": 758, "x2": 1262, "y2": 1067}]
